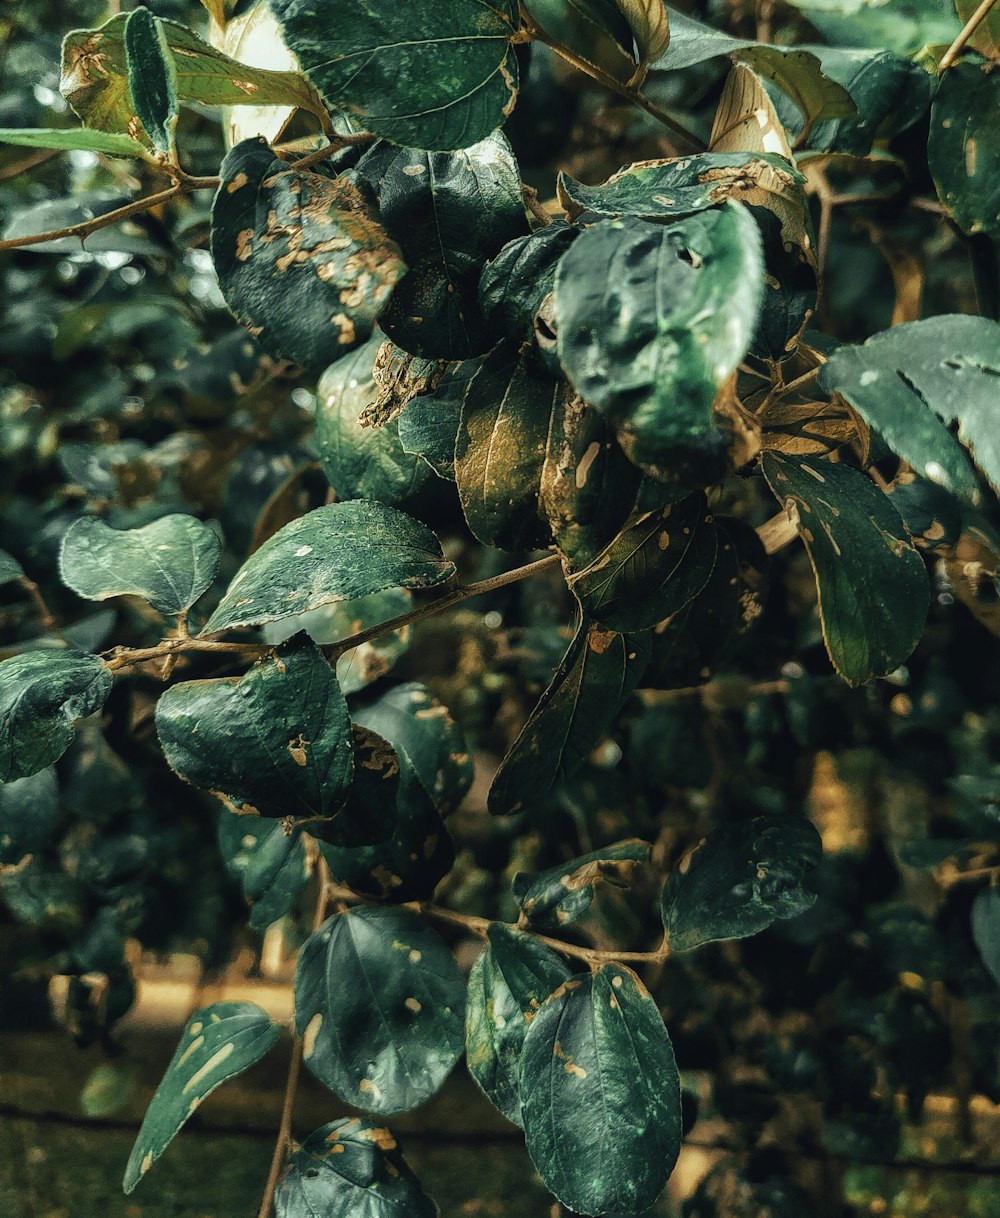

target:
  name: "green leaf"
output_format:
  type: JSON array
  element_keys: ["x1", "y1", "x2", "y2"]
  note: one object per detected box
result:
[
  {"x1": 456, "y1": 344, "x2": 555, "y2": 550},
  {"x1": 488, "y1": 618, "x2": 650, "y2": 815},
  {"x1": 296, "y1": 906, "x2": 465, "y2": 1114},
  {"x1": 554, "y1": 205, "x2": 763, "y2": 466},
  {"x1": 0, "y1": 127, "x2": 149, "y2": 158},
  {"x1": 513, "y1": 839, "x2": 651, "y2": 929},
  {"x1": 929, "y1": 63, "x2": 1000, "y2": 238},
  {"x1": 270, "y1": 0, "x2": 520, "y2": 151},
  {"x1": 886, "y1": 474, "x2": 962, "y2": 551},
  {"x1": 315, "y1": 338, "x2": 433, "y2": 508},
  {"x1": 0, "y1": 768, "x2": 59, "y2": 866},
  {"x1": 123, "y1": 1001, "x2": 280, "y2": 1192},
  {"x1": 782, "y1": 0, "x2": 959, "y2": 57},
  {"x1": 568, "y1": 492, "x2": 718, "y2": 632},
  {"x1": 397, "y1": 358, "x2": 485, "y2": 481},
  {"x1": 661, "y1": 814, "x2": 822, "y2": 951},
  {"x1": 307, "y1": 724, "x2": 400, "y2": 847},
  {"x1": 59, "y1": 514, "x2": 221, "y2": 616},
  {"x1": 971, "y1": 887, "x2": 1000, "y2": 990},
  {"x1": 520, "y1": 965, "x2": 682, "y2": 1216},
  {"x1": 479, "y1": 224, "x2": 578, "y2": 352},
  {"x1": 202, "y1": 501, "x2": 453, "y2": 635},
  {"x1": 0, "y1": 651, "x2": 113, "y2": 783},
  {"x1": 525, "y1": 0, "x2": 638, "y2": 82},
  {"x1": 217, "y1": 813, "x2": 313, "y2": 932},
  {"x1": 0, "y1": 549, "x2": 24, "y2": 586},
  {"x1": 156, "y1": 638, "x2": 354, "y2": 819},
  {"x1": 211, "y1": 138, "x2": 405, "y2": 368},
  {"x1": 124, "y1": 7, "x2": 178, "y2": 156},
  {"x1": 275, "y1": 1118, "x2": 438, "y2": 1218},
  {"x1": 818, "y1": 314, "x2": 1000, "y2": 504},
  {"x1": 762, "y1": 453, "x2": 929, "y2": 685},
  {"x1": 356, "y1": 135, "x2": 527, "y2": 359},
  {"x1": 465, "y1": 925, "x2": 572, "y2": 1126}
]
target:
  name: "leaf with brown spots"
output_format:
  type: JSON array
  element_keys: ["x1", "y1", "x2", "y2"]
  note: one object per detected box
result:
[
  {"x1": 123, "y1": 1002, "x2": 279, "y2": 1193},
  {"x1": 929, "y1": 64, "x2": 1000, "y2": 239},
  {"x1": 212, "y1": 137, "x2": 405, "y2": 367},
  {"x1": 519, "y1": 964, "x2": 682, "y2": 1216},
  {"x1": 761, "y1": 451, "x2": 929, "y2": 685},
  {"x1": 513, "y1": 839, "x2": 651, "y2": 929}
]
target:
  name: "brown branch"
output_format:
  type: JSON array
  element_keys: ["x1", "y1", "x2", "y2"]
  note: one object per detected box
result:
[
  {"x1": 16, "y1": 575, "x2": 62, "y2": 636},
  {"x1": 939, "y1": 0, "x2": 998, "y2": 71},
  {"x1": 0, "y1": 146, "x2": 60, "y2": 181},
  {"x1": 0, "y1": 183, "x2": 192, "y2": 252}
]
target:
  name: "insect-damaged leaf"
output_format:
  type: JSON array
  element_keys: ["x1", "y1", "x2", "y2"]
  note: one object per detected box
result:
[
  {"x1": 270, "y1": 0, "x2": 520, "y2": 151},
  {"x1": 568, "y1": 492, "x2": 718, "y2": 632},
  {"x1": 661, "y1": 814, "x2": 822, "y2": 951},
  {"x1": 123, "y1": 1002, "x2": 280, "y2": 1192},
  {"x1": 0, "y1": 650, "x2": 113, "y2": 783},
  {"x1": 123, "y1": 7, "x2": 178, "y2": 156},
  {"x1": 355, "y1": 135, "x2": 527, "y2": 359},
  {"x1": 211, "y1": 138, "x2": 405, "y2": 368},
  {"x1": 217, "y1": 813, "x2": 312, "y2": 932},
  {"x1": 0, "y1": 768, "x2": 59, "y2": 867},
  {"x1": 929, "y1": 63, "x2": 1000, "y2": 239},
  {"x1": 274, "y1": 1118, "x2": 438, "y2": 1218},
  {"x1": 202, "y1": 501, "x2": 453, "y2": 635},
  {"x1": 465, "y1": 925, "x2": 571, "y2": 1126},
  {"x1": 818, "y1": 315, "x2": 1000, "y2": 506},
  {"x1": 761, "y1": 452, "x2": 929, "y2": 685},
  {"x1": 513, "y1": 839, "x2": 651, "y2": 929},
  {"x1": 555, "y1": 204, "x2": 763, "y2": 467},
  {"x1": 156, "y1": 638, "x2": 354, "y2": 819},
  {"x1": 295, "y1": 906, "x2": 465, "y2": 1114},
  {"x1": 488, "y1": 618, "x2": 650, "y2": 815},
  {"x1": 520, "y1": 965, "x2": 682, "y2": 1216},
  {"x1": 59, "y1": 514, "x2": 221, "y2": 616}
]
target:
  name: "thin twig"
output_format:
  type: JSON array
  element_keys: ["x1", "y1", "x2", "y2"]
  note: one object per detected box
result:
[
  {"x1": 17, "y1": 575, "x2": 63, "y2": 638},
  {"x1": 0, "y1": 146, "x2": 60, "y2": 181},
  {"x1": 939, "y1": 0, "x2": 998, "y2": 70},
  {"x1": 0, "y1": 183, "x2": 191, "y2": 252}
]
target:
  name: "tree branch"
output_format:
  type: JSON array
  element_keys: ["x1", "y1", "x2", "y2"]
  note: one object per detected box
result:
[
  {"x1": 0, "y1": 182, "x2": 193, "y2": 252},
  {"x1": 939, "y1": 0, "x2": 998, "y2": 71}
]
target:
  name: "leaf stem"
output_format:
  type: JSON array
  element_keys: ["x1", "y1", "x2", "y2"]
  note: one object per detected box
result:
[{"x1": 938, "y1": 0, "x2": 997, "y2": 71}]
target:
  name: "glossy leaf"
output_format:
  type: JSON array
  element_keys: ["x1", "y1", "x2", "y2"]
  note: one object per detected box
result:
[
  {"x1": 568, "y1": 492, "x2": 718, "y2": 632},
  {"x1": 0, "y1": 127, "x2": 148, "y2": 157},
  {"x1": 929, "y1": 63, "x2": 1000, "y2": 238},
  {"x1": 156, "y1": 638, "x2": 354, "y2": 819},
  {"x1": 488, "y1": 618, "x2": 650, "y2": 815},
  {"x1": 0, "y1": 768, "x2": 59, "y2": 866},
  {"x1": 0, "y1": 651, "x2": 113, "y2": 783},
  {"x1": 762, "y1": 452, "x2": 929, "y2": 685},
  {"x1": 275, "y1": 1118, "x2": 438, "y2": 1218},
  {"x1": 212, "y1": 138, "x2": 405, "y2": 368},
  {"x1": 59, "y1": 514, "x2": 221, "y2": 616},
  {"x1": 520, "y1": 965, "x2": 682, "y2": 1216},
  {"x1": 479, "y1": 224, "x2": 577, "y2": 347},
  {"x1": 202, "y1": 501, "x2": 453, "y2": 635},
  {"x1": 356, "y1": 135, "x2": 527, "y2": 359},
  {"x1": 270, "y1": 0, "x2": 520, "y2": 151},
  {"x1": 123, "y1": 1002, "x2": 280, "y2": 1192},
  {"x1": 295, "y1": 906, "x2": 465, "y2": 1114},
  {"x1": 465, "y1": 925, "x2": 571, "y2": 1126},
  {"x1": 555, "y1": 205, "x2": 763, "y2": 467},
  {"x1": 818, "y1": 314, "x2": 1000, "y2": 504},
  {"x1": 217, "y1": 813, "x2": 312, "y2": 932},
  {"x1": 661, "y1": 814, "x2": 822, "y2": 951},
  {"x1": 513, "y1": 839, "x2": 651, "y2": 929},
  {"x1": 123, "y1": 7, "x2": 178, "y2": 156}
]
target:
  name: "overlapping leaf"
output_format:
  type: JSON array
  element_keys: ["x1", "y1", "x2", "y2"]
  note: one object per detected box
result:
[
  {"x1": 217, "y1": 813, "x2": 312, "y2": 932},
  {"x1": 513, "y1": 839, "x2": 651, "y2": 928},
  {"x1": 124, "y1": 6, "x2": 178, "y2": 155}
]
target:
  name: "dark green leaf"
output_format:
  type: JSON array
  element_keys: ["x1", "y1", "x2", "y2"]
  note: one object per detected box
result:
[
  {"x1": 315, "y1": 338, "x2": 433, "y2": 508},
  {"x1": 885, "y1": 473, "x2": 962, "y2": 551},
  {"x1": 59, "y1": 514, "x2": 221, "y2": 616},
  {"x1": 929, "y1": 63, "x2": 1000, "y2": 238},
  {"x1": 156, "y1": 638, "x2": 354, "y2": 819},
  {"x1": 971, "y1": 887, "x2": 1000, "y2": 990},
  {"x1": 0, "y1": 768, "x2": 59, "y2": 866},
  {"x1": 520, "y1": 965, "x2": 682, "y2": 1216},
  {"x1": 818, "y1": 315, "x2": 1000, "y2": 505},
  {"x1": 762, "y1": 452, "x2": 929, "y2": 685},
  {"x1": 123, "y1": 1002, "x2": 280, "y2": 1192},
  {"x1": 202, "y1": 501, "x2": 453, "y2": 635},
  {"x1": 0, "y1": 127, "x2": 148, "y2": 157},
  {"x1": 217, "y1": 813, "x2": 312, "y2": 932},
  {"x1": 356, "y1": 135, "x2": 527, "y2": 359},
  {"x1": 397, "y1": 358, "x2": 485, "y2": 481},
  {"x1": 661, "y1": 814, "x2": 822, "y2": 951},
  {"x1": 307, "y1": 724, "x2": 400, "y2": 848},
  {"x1": 296, "y1": 906, "x2": 465, "y2": 1114},
  {"x1": 569, "y1": 492, "x2": 718, "y2": 632},
  {"x1": 513, "y1": 839, "x2": 651, "y2": 929},
  {"x1": 488, "y1": 618, "x2": 650, "y2": 815},
  {"x1": 455, "y1": 344, "x2": 555, "y2": 550},
  {"x1": 271, "y1": 0, "x2": 520, "y2": 151},
  {"x1": 0, "y1": 650, "x2": 113, "y2": 783},
  {"x1": 124, "y1": 7, "x2": 178, "y2": 156},
  {"x1": 211, "y1": 138, "x2": 406, "y2": 367},
  {"x1": 555, "y1": 206, "x2": 763, "y2": 466},
  {"x1": 479, "y1": 223, "x2": 577, "y2": 348},
  {"x1": 275, "y1": 1118, "x2": 438, "y2": 1218},
  {"x1": 465, "y1": 924, "x2": 571, "y2": 1126}
]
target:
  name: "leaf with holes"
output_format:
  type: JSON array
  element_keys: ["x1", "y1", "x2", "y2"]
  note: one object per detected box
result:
[
  {"x1": 296, "y1": 906, "x2": 465, "y2": 1114},
  {"x1": 123, "y1": 1002, "x2": 280, "y2": 1192}
]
